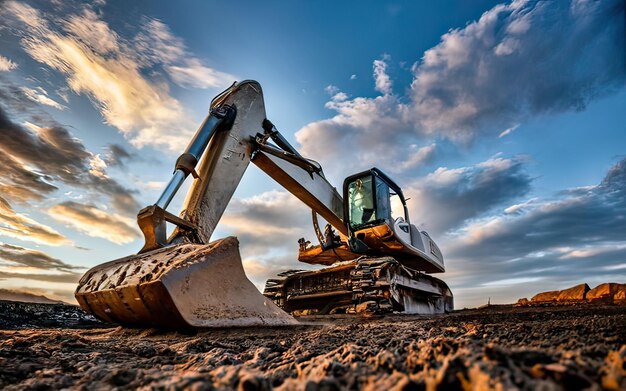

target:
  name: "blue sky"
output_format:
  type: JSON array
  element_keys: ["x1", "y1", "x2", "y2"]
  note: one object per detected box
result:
[{"x1": 0, "y1": 0, "x2": 624, "y2": 307}]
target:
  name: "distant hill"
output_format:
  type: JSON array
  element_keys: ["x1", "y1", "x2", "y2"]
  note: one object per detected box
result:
[{"x1": 0, "y1": 289, "x2": 64, "y2": 304}]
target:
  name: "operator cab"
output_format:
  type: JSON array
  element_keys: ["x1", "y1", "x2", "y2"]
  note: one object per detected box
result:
[
  {"x1": 344, "y1": 168, "x2": 407, "y2": 232},
  {"x1": 342, "y1": 168, "x2": 445, "y2": 273}
]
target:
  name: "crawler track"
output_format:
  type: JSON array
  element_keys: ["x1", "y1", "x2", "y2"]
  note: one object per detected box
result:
[{"x1": 264, "y1": 257, "x2": 453, "y2": 315}]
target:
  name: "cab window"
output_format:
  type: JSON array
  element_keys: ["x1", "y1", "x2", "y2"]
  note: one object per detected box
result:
[
  {"x1": 348, "y1": 176, "x2": 375, "y2": 229},
  {"x1": 374, "y1": 176, "x2": 391, "y2": 222},
  {"x1": 390, "y1": 191, "x2": 404, "y2": 221}
]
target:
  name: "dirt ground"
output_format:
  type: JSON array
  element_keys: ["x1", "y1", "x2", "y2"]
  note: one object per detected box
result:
[{"x1": 0, "y1": 301, "x2": 624, "y2": 390}]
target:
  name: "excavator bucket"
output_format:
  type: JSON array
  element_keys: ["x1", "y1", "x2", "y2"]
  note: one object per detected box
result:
[{"x1": 76, "y1": 237, "x2": 298, "y2": 328}]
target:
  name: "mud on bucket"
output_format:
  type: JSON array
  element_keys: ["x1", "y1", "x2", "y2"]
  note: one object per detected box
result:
[{"x1": 75, "y1": 237, "x2": 298, "y2": 328}]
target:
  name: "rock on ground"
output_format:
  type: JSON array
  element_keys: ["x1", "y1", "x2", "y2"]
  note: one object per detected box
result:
[
  {"x1": 531, "y1": 290, "x2": 560, "y2": 303},
  {"x1": 530, "y1": 282, "x2": 626, "y2": 304},
  {"x1": 557, "y1": 283, "x2": 590, "y2": 302},
  {"x1": 0, "y1": 302, "x2": 624, "y2": 390},
  {"x1": 588, "y1": 283, "x2": 626, "y2": 303}
]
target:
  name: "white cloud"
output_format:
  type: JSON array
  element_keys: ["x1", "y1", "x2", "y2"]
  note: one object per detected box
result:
[
  {"x1": 373, "y1": 56, "x2": 392, "y2": 95},
  {"x1": 0, "y1": 196, "x2": 70, "y2": 246},
  {"x1": 4, "y1": 1, "x2": 45, "y2": 29},
  {"x1": 406, "y1": 0, "x2": 625, "y2": 140},
  {"x1": 395, "y1": 143, "x2": 437, "y2": 172},
  {"x1": 166, "y1": 58, "x2": 234, "y2": 89},
  {"x1": 296, "y1": 66, "x2": 410, "y2": 178},
  {"x1": 330, "y1": 92, "x2": 348, "y2": 102},
  {"x1": 20, "y1": 87, "x2": 66, "y2": 110},
  {"x1": 558, "y1": 243, "x2": 626, "y2": 260},
  {"x1": 403, "y1": 156, "x2": 532, "y2": 235},
  {"x1": 88, "y1": 154, "x2": 107, "y2": 178},
  {"x1": 145, "y1": 181, "x2": 167, "y2": 190},
  {"x1": 134, "y1": 18, "x2": 186, "y2": 65},
  {"x1": 0, "y1": 55, "x2": 17, "y2": 71},
  {"x1": 48, "y1": 201, "x2": 140, "y2": 244},
  {"x1": 603, "y1": 263, "x2": 626, "y2": 271},
  {"x1": 503, "y1": 198, "x2": 537, "y2": 214},
  {"x1": 136, "y1": 19, "x2": 235, "y2": 89},
  {"x1": 3, "y1": 2, "x2": 234, "y2": 151},
  {"x1": 481, "y1": 277, "x2": 542, "y2": 287},
  {"x1": 325, "y1": 85, "x2": 348, "y2": 102},
  {"x1": 294, "y1": 1, "x2": 625, "y2": 176},
  {"x1": 56, "y1": 87, "x2": 70, "y2": 103},
  {"x1": 63, "y1": 8, "x2": 120, "y2": 54},
  {"x1": 499, "y1": 124, "x2": 519, "y2": 138},
  {"x1": 165, "y1": 59, "x2": 235, "y2": 88},
  {"x1": 324, "y1": 85, "x2": 339, "y2": 95}
]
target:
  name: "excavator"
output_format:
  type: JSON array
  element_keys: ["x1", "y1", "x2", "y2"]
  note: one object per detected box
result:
[{"x1": 75, "y1": 80, "x2": 453, "y2": 328}]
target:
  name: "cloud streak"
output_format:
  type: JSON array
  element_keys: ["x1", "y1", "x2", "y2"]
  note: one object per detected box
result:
[
  {"x1": 0, "y1": 55, "x2": 17, "y2": 71},
  {"x1": 404, "y1": 156, "x2": 533, "y2": 235},
  {"x1": 394, "y1": 143, "x2": 437, "y2": 172},
  {"x1": 135, "y1": 19, "x2": 235, "y2": 89},
  {"x1": 2, "y1": 2, "x2": 235, "y2": 151},
  {"x1": 20, "y1": 86, "x2": 66, "y2": 110},
  {"x1": 0, "y1": 271, "x2": 80, "y2": 284},
  {"x1": 0, "y1": 196, "x2": 69, "y2": 246},
  {"x1": 0, "y1": 99, "x2": 140, "y2": 246},
  {"x1": 0, "y1": 105, "x2": 139, "y2": 215},
  {"x1": 48, "y1": 201, "x2": 140, "y2": 244},
  {"x1": 0, "y1": 242, "x2": 79, "y2": 271},
  {"x1": 103, "y1": 144, "x2": 136, "y2": 168}
]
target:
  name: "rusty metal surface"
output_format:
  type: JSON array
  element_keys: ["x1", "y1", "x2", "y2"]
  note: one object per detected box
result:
[{"x1": 76, "y1": 237, "x2": 297, "y2": 328}]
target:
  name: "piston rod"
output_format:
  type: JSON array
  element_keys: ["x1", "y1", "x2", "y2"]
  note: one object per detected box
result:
[{"x1": 155, "y1": 106, "x2": 236, "y2": 209}]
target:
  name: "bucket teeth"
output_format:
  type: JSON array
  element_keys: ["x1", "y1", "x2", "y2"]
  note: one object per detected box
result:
[{"x1": 75, "y1": 237, "x2": 297, "y2": 328}]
